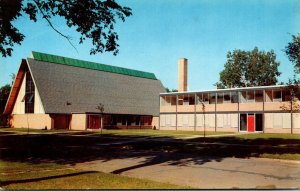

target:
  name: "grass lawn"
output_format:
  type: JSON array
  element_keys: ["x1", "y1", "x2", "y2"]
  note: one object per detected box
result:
[
  {"x1": 0, "y1": 161, "x2": 188, "y2": 189},
  {"x1": 0, "y1": 128, "x2": 232, "y2": 138},
  {"x1": 100, "y1": 129, "x2": 232, "y2": 138}
]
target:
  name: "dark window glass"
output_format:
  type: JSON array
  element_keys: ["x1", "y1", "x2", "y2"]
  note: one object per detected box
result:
[
  {"x1": 25, "y1": 71, "x2": 35, "y2": 113},
  {"x1": 255, "y1": 90, "x2": 263, "y2": 102},
  {"x1": 209, "y1": 93, "x2": 216, "y2": 104},
  {"x1": 217, "y1": 93, "x2": 223, "y2": 104}
]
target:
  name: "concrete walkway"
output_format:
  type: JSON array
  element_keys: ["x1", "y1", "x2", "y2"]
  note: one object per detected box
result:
[{"x1": 74, "y1": 154, "x2": 300, "y2": 189}]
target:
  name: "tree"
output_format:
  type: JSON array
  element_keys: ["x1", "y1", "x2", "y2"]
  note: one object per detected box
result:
[
  {"x1": 216, "y1": 47, "x2": 281, "y2": 88},
  {"x1": 284, "y1": 34, "x2": 300, "y2": 73},
  {"x1": 280, "y1": 78, "x2": 300, "y2": 134},
  {"x1": 0, "y1": 0, "x2": 132, "y2": 57},
  {"x1": 165, "y1": 87, "x2": 178, "y2": 93},
  {"x1": 96, "y1": 102, "x2": 104, "y2": 134},
  {"x1": 0, "y1": 84, "x2": 11, "y2": 126}
]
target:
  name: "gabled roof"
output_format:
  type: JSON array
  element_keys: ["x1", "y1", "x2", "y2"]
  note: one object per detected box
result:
[
  {"x1": 4, "y1": 52, "x2": 166, "y2": 116},
  {"x1": 30, "y1": 51, "x2": 157, "y2": 80}
]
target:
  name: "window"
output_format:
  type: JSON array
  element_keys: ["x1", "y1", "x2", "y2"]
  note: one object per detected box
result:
[
  {"x1": 255, "y1": 90, "x2": 263, "y2": 102},
  {"x1": 247, "y1": 91, "x2": 255, "y2": 102},
  {"x1": 25, "y1": 71, "x2": 35, "y2": 113},
  {"x1": 231, "y1": 92, "x2": 239, "y2": 103},
  {"x1": 240, "y1": 91, "x2": 247, "y2": 103},
  {"x1": 197, "y1": 93, "x2": 209, "y2": 104},
  {"x1": 178, "y1": 95, "x2": 183, "y2": 105},
  {"x1": 183, "y1": 95, "x2": 189, "y2": 105},
  {"x1": 273, "y1": 89, "x2": 282, "y2": 102},
  {"x1": 209, "y1": 93, "x2": 216, "y2": 104},
  {"x1": 265, "y1": 90, "x2": 273, "y2": 102},
  {"x1": 203, "y1": 93, "x2": 209, "y2": 103},
  {"x1": 217, "y1": 93, "x2": 223, "y2": 104},
  {"x1": 223, "y1": 92, "x2": 231, "y2": 103},
  {"x1": 171, "y1": 96, "x2": 177, "y2": 105},
  {"x1": 196, "y1": 94, "x2": 202, "y2": 104},
  {"x1": 188, "y1": 94, "x2": 195, "y2": 105},
  {"x1": 282, "y1": 89, "x2": 291, "y2": 101}
]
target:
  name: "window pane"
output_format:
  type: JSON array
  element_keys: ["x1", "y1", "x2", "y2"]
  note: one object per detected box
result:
[
  {"x1": 217, "y1": 93, "x2": 223, "y2": 104},
  {"x1": 273, "y1": 89, "x2": 282, "y2": 102},
  {"x1": 183, "y1": 95, "x2": 189, "y2": 105},
  {"x1": 240, "y1": 91, "x2": 247, "y2": 103},
  {"x1": 247, "y1": 91, "x2": 255, "y2": 102},
  {"x1": 188, "y1": 94, "x2": 195, "y2": 105},
  {"x1": 265, "y1": 90, "x2": 273, "y2": 102},
  {"x1": 224, "y1": 92, "x2": 231, "y2": 103},
  {"x1": 231, "y1": 92, "x2": 239, "y2": 103},
  {"x1": 282, "y1": 89, "x2": 291, "y2": 101},
  {"x1": 255, "y1": 90, "x2": 263, "y2": 102},
  {"x1": 196, "y1": 94, "x2": 202, "y2": 104},
  {"x1": 171, "y1": 95, "x2": 177, "y2": 105},
  {"x1": 209, "y1": 93, "x2": 216, "y2": 104},
  {"x1": 178, "y1": 95, "x2": 183, "y2": 105}
]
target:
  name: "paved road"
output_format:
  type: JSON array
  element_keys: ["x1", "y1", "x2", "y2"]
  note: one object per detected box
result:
[{"x1": 74, "y1": 153, "x2": 300, "y2": 189}]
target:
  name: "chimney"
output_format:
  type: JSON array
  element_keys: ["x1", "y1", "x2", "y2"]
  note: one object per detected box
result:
[{"x1": 178, "y1": 58, "x2": 188, "y2": 92}]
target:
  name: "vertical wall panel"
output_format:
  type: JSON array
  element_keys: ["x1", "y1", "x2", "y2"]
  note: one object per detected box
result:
[
  {"x1": 171, "y1": 114, "x2": 176, "y2": 127},
  {"x1": 209, "y1": 114, "x2": 215, "y2": 128},
  {"x1": 188, "y1": 114, "x2": 194, "y2": 126},
  {"x1": 177, "y1": 114, "x2": 183, "y2": 127},
  {"x1": 183, "y1": 114, "x2": 189, "y2": 127},
  {"x1": 160, "y1": 114, "x2": 165, "y2": 127},
  {"x1": 231, "y1": 114, "x2": 238, "y2": 127},
  {"x1": 217, "y1": 114, "x2": 223, "y2": 128},
  {"x1": 293, "y1": 113, "x2": 300, "y2": 129},
  {"x1": 282, "y1": 113, "x2": 291, "y2": 129},
  {"x1": 265, "y1": 113, "x2": 273, "y2": 129},
  {"x1": 196, "y1": 114, "x2": 203, "y2": 127},
  {"x1": 273, "y1": 113, "x2": 282, "y2": 129}
]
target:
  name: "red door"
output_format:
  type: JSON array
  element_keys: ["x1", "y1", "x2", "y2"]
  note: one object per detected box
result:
[
  {"x1": 247, "y1": 115, "x2": 255, "y2": 132},
  {"x1": 88, "y1": 115, "x2": 101, "y2": 129}
]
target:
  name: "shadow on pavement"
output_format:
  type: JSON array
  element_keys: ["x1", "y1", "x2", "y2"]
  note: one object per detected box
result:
[{"x1": 0, "y1": 130, "x2": 299, "y2": 174}]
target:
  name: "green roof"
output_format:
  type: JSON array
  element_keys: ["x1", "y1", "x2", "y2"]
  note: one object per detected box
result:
[{"x1": 30, "y1": 51, "x2": 157, "y2": 80}]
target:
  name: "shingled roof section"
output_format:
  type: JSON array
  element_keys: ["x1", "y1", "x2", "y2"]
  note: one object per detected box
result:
[{"x1": 26, "y1": 55, "x2": 165, "y2": 116}]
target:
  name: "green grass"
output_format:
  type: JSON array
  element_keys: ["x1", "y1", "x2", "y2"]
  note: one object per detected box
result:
[
  {"x1": 0, "y1": 127, "x2": 234, "y2": 138},
  {"x1": 0, "y1": 161, "x2": 188, "y2": 189},
  {"x1": 236, "y1": 133, "x2": 300, "y2": 139},
  {"x1": 257, "y1": 153, "x2": 300, "y2": 160},
  {"x1": 100, "y1": 129, "x2": 232, "y2": 138}
]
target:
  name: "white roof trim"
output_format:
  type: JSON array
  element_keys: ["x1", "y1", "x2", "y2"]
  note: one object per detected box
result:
[{"x1": 160, "y1": 84, "x2": 291, "y2": 95}]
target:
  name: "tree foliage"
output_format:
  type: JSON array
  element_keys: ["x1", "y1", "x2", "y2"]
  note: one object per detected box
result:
[
  {"x1": 165, "y1": 87, "x2": 178, "y2": 93},
  {"x1": 0, "y1": 0, "x2": 132, "y2": 57},
  {"x1": 0, "y1": 84, "x2": 11, "y2": 125},
  {"x1": 284, "y1": 34, "x2": 300, "y2": 73},
  {"x1": 216, "y1": 47, "x2": 281, "y2": 88}
]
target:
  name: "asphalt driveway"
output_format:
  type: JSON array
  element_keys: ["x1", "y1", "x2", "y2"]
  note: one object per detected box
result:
[{"x1": 74, "y1": 152, "x2": 300, "y2": 189}]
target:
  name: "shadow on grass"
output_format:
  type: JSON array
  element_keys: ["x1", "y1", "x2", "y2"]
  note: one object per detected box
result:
[
  {"x1": 0, "y1": 171, "x2": 97, "y2": 186},
  {"x1": 0, "y1": 130, "x2": 299, "y2": 175}
]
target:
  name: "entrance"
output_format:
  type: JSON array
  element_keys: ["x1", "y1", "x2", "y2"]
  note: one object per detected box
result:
[
  {"x1": 247, "y1": 114, "x2": 255, "y2": 132},
  {"x1": 88, "y1": 115, "x2": 101, "y2": 129},
  {"x1": 239, "y1": 113, "x2": 263, "y2": 132}
]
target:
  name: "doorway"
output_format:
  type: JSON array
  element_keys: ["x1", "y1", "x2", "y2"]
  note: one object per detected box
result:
[
  {"x1": 239, "y1": 113, "x2": 263, "y2": 132},
  {"x1": 88, "y1": 115, "x2": 101, "y2": 129}
]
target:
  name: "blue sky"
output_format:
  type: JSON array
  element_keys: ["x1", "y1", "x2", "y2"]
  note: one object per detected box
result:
[{"x1": 0, "y1": 0, "x2": 299, "y2": 91}]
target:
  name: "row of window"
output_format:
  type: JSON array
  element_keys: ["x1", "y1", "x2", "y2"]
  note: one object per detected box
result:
[
  {"x1": 161, "y1": 89, "x2": 299, "y2": 106},
  {"x1": 102, "y1": 115, "x2": 152, "y2": 126}
]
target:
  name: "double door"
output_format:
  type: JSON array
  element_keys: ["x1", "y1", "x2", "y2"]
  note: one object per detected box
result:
[{"x1": 240, "y1": 113, "x2": 263, "y2": 132}]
